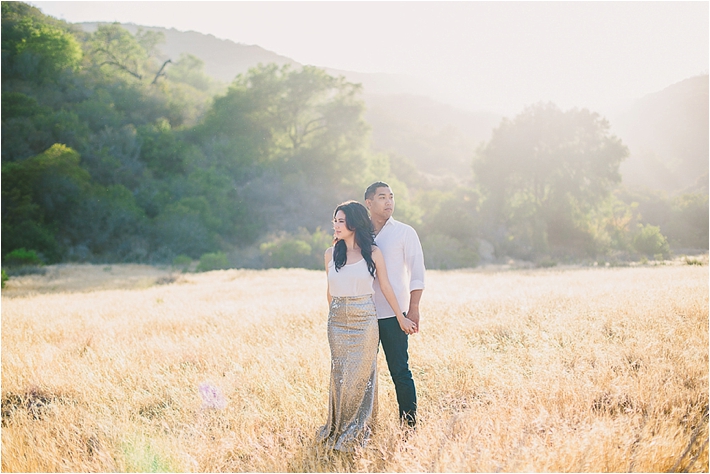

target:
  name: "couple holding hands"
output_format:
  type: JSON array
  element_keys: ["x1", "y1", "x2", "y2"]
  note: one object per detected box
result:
[{"x1": 317, "y1": 182, "x2": 426, "y2": 452}]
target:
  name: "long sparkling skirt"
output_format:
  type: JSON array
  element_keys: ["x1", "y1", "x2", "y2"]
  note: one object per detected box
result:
[{"x1": 317, "y1": 294, "x2": 379, "y2": 452}]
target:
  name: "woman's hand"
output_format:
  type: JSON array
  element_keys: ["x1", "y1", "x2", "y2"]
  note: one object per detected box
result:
[{"x1": 398, "y1": 315, "x2": 418, "y2": 335}]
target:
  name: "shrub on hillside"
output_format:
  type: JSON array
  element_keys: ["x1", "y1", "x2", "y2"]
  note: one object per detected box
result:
[
  {"x1": 422, "y1": 233, "x2": 479, "y2": 269},
  {"x1": 260, "y1": 228, "x2": 332, "y2": 270},
  {"x1": 172, "y1": 254, "x2": 192, "y2": 272},
  {"x1": 633, "y1": 224, "x2": 671, "y2": 259},
  {"x1": 196, "y1": 252, "x2": 229, "y2": 272},
  {"x1": 261, "y1": 238, "x2": 312, "y2": 269},
  {"x1": 4, "y1": 248, "x2": 43, "y2": 266}
]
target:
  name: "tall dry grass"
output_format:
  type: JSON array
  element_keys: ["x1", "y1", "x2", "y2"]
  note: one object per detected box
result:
[{"x1": 2, "y1": 263, "x2": 707, "y2": 472}]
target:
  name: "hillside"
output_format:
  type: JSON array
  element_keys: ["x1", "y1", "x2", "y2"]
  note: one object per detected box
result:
[
  {"x1": 80, "y1": 22, "x2": 297, "y2": 83},
  {"x1": 364, "y1": 93, "x2": 501, "y2": 180},
  {"x1": 612, "y1": 75, "x2": 709, "y2": 193},
  {"x1": 77, "y1": 22, "x2": 707, "y2": 193},
  {"x1": 79, "y1": 22, "x2": 438, "y2": 98},
  {"x1": 77, "y1": 22, "x2": 499, "y2": 182}
]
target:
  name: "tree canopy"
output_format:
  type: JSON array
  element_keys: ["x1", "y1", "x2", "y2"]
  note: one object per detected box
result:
[{"x1": 473, "y1": 103, "x2": 630, "y2": 257}]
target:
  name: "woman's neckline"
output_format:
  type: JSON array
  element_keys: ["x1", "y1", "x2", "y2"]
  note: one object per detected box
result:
[{"x1": 343, "y1": 258, "x2": 365, "y2": 266}]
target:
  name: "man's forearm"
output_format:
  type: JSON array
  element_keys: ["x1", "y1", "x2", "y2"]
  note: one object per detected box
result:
[{"x1": 409, "y1": 289, "x2": 423, "y2": 312}]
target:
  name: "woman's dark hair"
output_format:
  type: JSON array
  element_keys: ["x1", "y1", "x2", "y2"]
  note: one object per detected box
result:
[{"x1": 332, "y1": 200, "x2": 376, "y2": 277}]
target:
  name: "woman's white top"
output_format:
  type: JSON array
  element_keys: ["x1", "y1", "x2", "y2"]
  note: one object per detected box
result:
[{"x1": 328, "y1": 258, "x2": 375, "y2": 297}]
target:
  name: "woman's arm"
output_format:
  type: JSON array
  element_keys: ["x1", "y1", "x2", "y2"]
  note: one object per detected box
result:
[
  {"x1": 324, "y1": 247, "x2": 333, "y2": 306},
  {"x1": 372, "y1": 247, "x2": 417, "y2": 335}
]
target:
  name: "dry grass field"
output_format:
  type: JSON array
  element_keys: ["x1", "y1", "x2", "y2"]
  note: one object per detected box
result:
[{"x1": 2, "y1": 262, "x2": 708, "y2": 472}]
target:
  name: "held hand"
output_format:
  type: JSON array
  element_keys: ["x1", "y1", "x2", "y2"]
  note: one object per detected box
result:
[
  {"x1": 406, "y1": 307, "x2": 420, "y2": 333},
  {"x1": 398, "y1": 315, "x2": 418, "y2": 335}
]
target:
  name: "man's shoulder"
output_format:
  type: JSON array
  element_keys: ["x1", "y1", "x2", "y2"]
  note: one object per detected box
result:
[{"x1": 390, "y1": 218, "x2": 420, "y2": 236}]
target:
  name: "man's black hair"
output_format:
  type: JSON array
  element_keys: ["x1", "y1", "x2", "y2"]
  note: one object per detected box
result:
[{"x1": 364, "y1": 181, "x2": 390, "y2": 201}]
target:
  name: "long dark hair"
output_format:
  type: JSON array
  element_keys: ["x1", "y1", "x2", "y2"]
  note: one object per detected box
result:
[{"x1": 332, "y1": 201, "x2": 376, "y2": 277}]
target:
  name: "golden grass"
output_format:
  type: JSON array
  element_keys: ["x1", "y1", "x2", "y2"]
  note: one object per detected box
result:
[{"x1": 2, "y1": 263, "x2": 708, "y2": 472}]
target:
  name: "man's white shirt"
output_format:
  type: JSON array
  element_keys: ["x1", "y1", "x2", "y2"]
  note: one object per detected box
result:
[{"x1": 373, "y1": 217, "x2": 426, "y2": 319}]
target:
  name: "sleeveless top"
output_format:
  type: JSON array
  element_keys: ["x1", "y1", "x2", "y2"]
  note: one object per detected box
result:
[{"x1": 328, "y1": 258, "x2": 375, "y2": 297}]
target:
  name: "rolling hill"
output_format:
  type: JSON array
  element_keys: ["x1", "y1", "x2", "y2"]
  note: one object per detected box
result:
[
  {"x1": 612, "y1": 75, "x2": 709, "y2": 193},
  {"x1": 78, "y1": 22, "x2": 708, "y2": 193}
]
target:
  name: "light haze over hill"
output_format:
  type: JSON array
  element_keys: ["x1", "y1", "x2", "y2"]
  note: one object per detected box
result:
[
  {"x1": 613, "y1": 75, "x2": 709, "y2": 193},
  {"x1": 77, "y1": 21, "x2": 707, "y2": 194},
  {"x1": 40, "y1": 1, "x2": 707, "y2": 117},
  {"x1": 79, "y1": 22, "x2": 440, "y2": 99}
]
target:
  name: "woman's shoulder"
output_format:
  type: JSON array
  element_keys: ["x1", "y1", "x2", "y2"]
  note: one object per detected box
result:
[
  {"x1": 324, "y1": 247, "x2": 334, "y2": 269},
  {"x1": 371, "y1": 246, "x2": 383, "y2": 259}
]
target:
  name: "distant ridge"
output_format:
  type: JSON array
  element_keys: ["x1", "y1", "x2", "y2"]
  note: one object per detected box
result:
[
  {"x1": 78, "y1": 22, "x2": 437, "y2": 97},
  {"x1": 76, "y1": 21, "x2": 499, "y2": 182},
  {"x1": 80, "y1": 22, "x2": 297, "y2": 82},
  {"x1": 76, "y1": 22, "x2": 707, "y2": 192},
  {"x1": 613, "y1": 74, "x2": 709, "y2": 193}
]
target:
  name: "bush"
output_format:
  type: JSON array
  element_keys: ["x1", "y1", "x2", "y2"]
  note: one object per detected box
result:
[
  {"x1": 172, "y1": 254, "x2": 192, "y2": 272},
  {"x1": 4, "y1": 248, "x2": 43, "y2": 266},
  {"x1": 196, "y1": 252, "x2": 229, "y2": 272},
  {"x1": 1, "y1": 220, "x2": 61, "y2": 264},
  {"x1": 537, "y1": 259, "x2": 558, "y2": 268},
  {"x1": 261, "y1": 238, "x2": 313, "y2": 269},
  {"x1": 1, "y1": 269, "x2": 8, "y2": 289},
  {"x1": 634, "y1": 224, "x2": 671, "y2": 259},
  {"x1": 422, "y1": 233, "x2": 479, "y2": 270},
  {"x1": 308, "y1": 228, "x2": 333, "y2": 258},
  {"x1": 260, "y1": 228, "x2": 332, "y2": 269}
]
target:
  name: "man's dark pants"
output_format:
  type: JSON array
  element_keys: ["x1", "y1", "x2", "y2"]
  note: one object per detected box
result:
[{"x1": 378, "y1": 316, "x2": 417, "y2": 427}]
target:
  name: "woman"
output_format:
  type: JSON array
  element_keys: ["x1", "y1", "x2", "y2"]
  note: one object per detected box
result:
[{"x1": 317, "y1": 201, "x2": 417, "y2": 452}]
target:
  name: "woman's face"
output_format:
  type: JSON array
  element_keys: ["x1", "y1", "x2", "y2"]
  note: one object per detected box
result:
[{"x1": 333, "y1": 210, "x2": 353, "y2": 240}]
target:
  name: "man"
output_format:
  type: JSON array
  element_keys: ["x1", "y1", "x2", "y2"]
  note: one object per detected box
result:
[{"x1": 364, "y1": 181, "x2": 425, "y2": 428}]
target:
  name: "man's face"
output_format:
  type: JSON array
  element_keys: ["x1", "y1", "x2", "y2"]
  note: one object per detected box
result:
[{"x1": 366, "y1": 186, "x2": 395, "y2": 220}]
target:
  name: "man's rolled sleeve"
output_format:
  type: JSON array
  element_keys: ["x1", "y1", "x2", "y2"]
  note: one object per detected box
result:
[{"x1": 406, "y1": 228, "x2": 426, "y2": 291}]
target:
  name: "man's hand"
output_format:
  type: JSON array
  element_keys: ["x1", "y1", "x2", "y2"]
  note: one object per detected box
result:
[
  {"x1": 398, "y1": 315, "x2": 417, "y2": 335},
  {"x1": 408, "y1": 289, "x2": 423, "y2": 333},
  {"x1": 406, "y1": 306, "x2": 420, "y2": 333}
]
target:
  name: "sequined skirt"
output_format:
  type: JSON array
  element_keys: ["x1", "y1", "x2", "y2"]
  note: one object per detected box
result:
[{"x1": 317, "y1": 294, "x2": 379, "y2": 452}]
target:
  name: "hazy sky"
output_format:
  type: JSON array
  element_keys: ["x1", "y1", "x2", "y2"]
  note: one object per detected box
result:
[{"x1": 31, "y1": 1, "x2": 708, "y2": 116}]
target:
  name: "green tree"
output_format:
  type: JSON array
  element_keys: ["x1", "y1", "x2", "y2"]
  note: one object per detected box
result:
[
  {"x1": 617, "y1": 188, "x2": 708, "y2": 251},
  {"x1": 197, "y1": 64, "x2": 368, "y2": 179},
  {"x1": 1, "y1": 2, "x2": 82, "y2": 81},
  {"x1": 64, "y1": 184, "x2": 149, "y2": 262},
  {"x1": 415, "y1": 187, "x2": 481, "y2": 265},
  {"x1": 87, "y1": 23, "x2": 149, "y2": 80},
  {"x1": 421, "y1": 233, "x2": 479, "y2": 269},
  {"x1": 191, "y1": 64, "x2": 376, "y2": 243},
  {"x1": 259, "y1": 227, "x2": 332, "y2": 269},
  {"x1": 583, "y1": 192, "x2": 639, "y2": 255},
  {"x1": 417, "y1": 187, "x2": 480, "y2": 244},
  {"x1": 1, "y1": 144, "x2": 90, "y2": 260},
  {"x1": 634, "y1": 224, "x2": 671, "y2": 259},
  {"x1": 196, "y1": 251, "x2": 229, "y2": 272},
  {"x1": 159, "y1": 53, "x2": 221, "y2": 126},
  {"x1": 473, "y1": 103, "x2": 629, "y2": 257},
  {"x1": 666, "y1": 193, "x2": 709, "y2": 249},
  {"x1": 4, "y1": 248, "x2": 43, "y2": 266},
  {"x1": 167, "y1": 53, "x2": 215, "y2": 92},
  {"x1": 137, "y1": 119, "x2": 187, "y2": 178}
]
